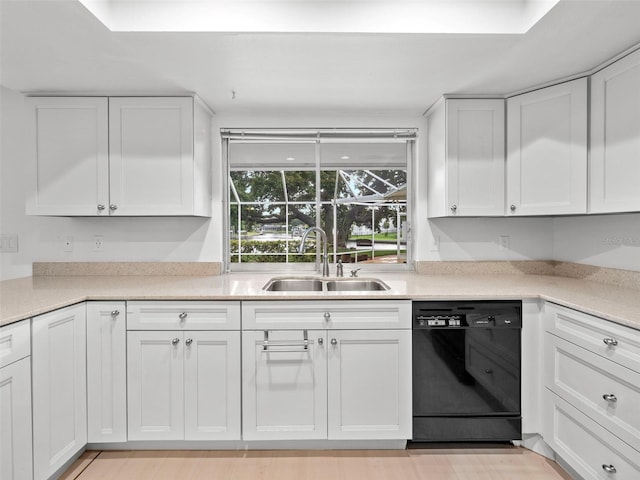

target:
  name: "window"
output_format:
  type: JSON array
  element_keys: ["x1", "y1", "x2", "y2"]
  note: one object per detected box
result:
[{"x1": 224, "y1": 129, "x2": 414, "y2": 271}]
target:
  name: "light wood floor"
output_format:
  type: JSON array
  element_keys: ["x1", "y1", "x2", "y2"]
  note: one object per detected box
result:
[{"x1": 61, "y1": 448, "x2": 573, "y2": 480}]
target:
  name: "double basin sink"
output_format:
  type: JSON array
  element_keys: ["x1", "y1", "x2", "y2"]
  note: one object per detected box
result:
[{"x1": 263, "y1": 276, "x2": 390, "y2": 292}]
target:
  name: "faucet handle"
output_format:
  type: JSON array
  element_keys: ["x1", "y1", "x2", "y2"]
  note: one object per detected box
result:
[{"x1": 350, "y1": 268, "x2": 361, "y2": 278}]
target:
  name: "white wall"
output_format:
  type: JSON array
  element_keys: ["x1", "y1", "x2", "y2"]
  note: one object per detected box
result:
[
  {"x1": 1, "y1": 86, "x2": 638, "y2": 280},
  {"x1": 553, "y1": 214, "x2": 640, "y2": 272}
]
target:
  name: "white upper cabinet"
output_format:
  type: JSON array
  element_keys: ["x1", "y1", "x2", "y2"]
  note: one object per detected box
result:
[
  {"x1": 27, "y1": 97, "x2": 109, "y2": 215},
  {"x1": 427, "y1": 98, "x2": 505, "y2": 217},
  {"x1": 506, "y1": 78, "x2": 588, "y2": 216},
  {"x1": 27, "y1": 96, "x2": 212, "y2": 217},
  {"x1": 590, "y1": 48, "x2": 640, "y2": 214}
]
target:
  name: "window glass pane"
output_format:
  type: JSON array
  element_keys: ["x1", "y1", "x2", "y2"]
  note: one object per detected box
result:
[
  {"x1": 284, "y1": 171, "x2": 316, "y2": 201},
  {"x1": 229, "y1": 142, "x2": 315, "y2": 170},
  {"x1": 231, "y1": 171, "x2": 285, "y2": 203},
  {"x1": 226, "y1": 133, "x2": 411, "y2": 268}
]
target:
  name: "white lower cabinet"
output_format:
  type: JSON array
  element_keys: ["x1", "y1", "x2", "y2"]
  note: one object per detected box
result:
[
  {"x1": 32, "y1": 303, "x2": 87, "y2": 480},
  {"x1": 1, "y1": 320, "x2": 32, "y2": 480},
  {"x1": 543, "y1": 302, "x2": 640, "y2": 479},
  {"x1": 242, "y1": 330, "x2": 327, "y2": 440},
  {"x1": 86, "y1": 302, "x2": 127, "y2": 443},
  {"x1": 544, "y1": 390, "x2": 640, "y2": 480},
  {"x1": 127, "y1": 330, "x2": 241, "y2": 441},
  {"x1": 327, "y1": 329, "x2": 411, "y2": 439},
  {"x1": 241, "y1": 300, "x2": 412, "y2": 442}
]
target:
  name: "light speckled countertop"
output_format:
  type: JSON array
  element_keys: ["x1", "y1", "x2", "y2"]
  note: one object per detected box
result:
[{"x1": 1, "y1": 272, "x2": 639, "y2": 330}]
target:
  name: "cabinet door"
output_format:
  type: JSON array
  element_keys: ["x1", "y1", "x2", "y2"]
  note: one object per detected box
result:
[
  {"x1": 327, "y1": 330, "x2": 412, "y2": 440},
  {"x1": 27, "y1": 97, "x2": 109, "y2": 216},
  {"x1": 32, "y1": 304, "x2": 87, "y2": 480},
  {"x1": 86, "y1": 302, "x2": 127, "y2": 443},
  {"x1": 242, "y1": 330, "x2": 327, "y2": 440},
  {"x1": 184, "y1": 331, "x2": 241, "y2": 440},
  {"x1": 1, "y1": 357, "x2": 33, "y2": 480},
  {"x1": 446, "y1": 99, "x2": 505, "y2": 216},
  {"x1": 590, "y1": 49, "x2": 640, "y2": 213},
  {"x1": 507, "y1": 78, "x2": 587, "y2": 215},
  {"x1": 109, "y1": 97, "x2": 194, "y2": 215},
  {"x1": 127, "y1": 331, "x2": 184, "y2": 440}
]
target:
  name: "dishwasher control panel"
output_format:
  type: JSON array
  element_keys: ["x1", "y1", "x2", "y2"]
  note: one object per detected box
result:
[
  {"x1": 413, "y1": 300, "x2": 522, "y2": 329},
  {"x1": 416, "y1": 315, "x2": 462, "y2": 327}
]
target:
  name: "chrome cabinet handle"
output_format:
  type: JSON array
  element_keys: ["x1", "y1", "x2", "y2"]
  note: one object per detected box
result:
[
  {"x1": 450, "y1": 205, "x2": 457, "y2": 213},
  {"x1": 510, "y1": 204, "x2": 516, "y2": 212},
  {"x1": 171, "y1": 338, "x2": 180, "y2": 345},
  {"x1": 179, "y1": 312, "x2": 188, "y2": 320},
  {"x1": 109, "y1": 204, "x2": 118, "y2": 211},
  {"x1": 111, "y1": 310, "x2": 119, "y2": 317},
  {"x1": 185, "y1": 338, "x2": 193, "y2": 346},
  {"x1": 97, "y1": 204, "x2": 105, "y2": 211},
  {"x1": 331, "y1": 338, "x2": 338, "y2": 346},
  {"x1": 602, "y1": 394, "x2": 617, "y2": 403},
  {"x1": 318, "y1": 337, "x2": 324, "y2": 346},
  {"x1": 602, "y1": 464, "x2": 616, "y2": 474},
  {"x1": 323, "y1": 312, "x2": 331, "y2": 321},
  {"x1": 603, "y1": 337, "x2": 618, "y2": 347}
]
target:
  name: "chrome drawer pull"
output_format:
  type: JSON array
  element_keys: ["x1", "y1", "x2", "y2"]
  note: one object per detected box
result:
[
  {"x1": 323, "y1": 312, "x2": 331, "y2": 321},
  {"x1": 185, "y1": 338, "x2": 193, "y2": 346},
  {"x1": 262, "y1": 330, "x2": 309, "y2": 351},
  {"x1": 179, "y1": 312, "x2": 188, "y2": 320},
  {"x1": 602, "y1": 464, "x2": 616, "y2": 474},
  {"x1": 111, "y1": 310, "x2": 119, "y2": 317},
  {"x1": 602, "y1": 394, "x2": 617, "y2": 403},
  {"x1": 603, "y1": 337, "x2": 618, "y2": 347},
  {"x1": 171, "y1": 338, "x2": 180, "y2": 346}
]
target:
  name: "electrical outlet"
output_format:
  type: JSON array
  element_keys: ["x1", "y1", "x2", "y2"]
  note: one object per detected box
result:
[
  {"x1": 499, "y1": 235, "x2": 510, "y2": 251},
  {"x1": 94, "y1": 235, "x2": 104, "y2": 251},
  {"x1": 0, "y1": 234, "x2": 19, "y2": 253},
  {"x1": 63, "y1": 236, "x2": 73, "y2": 252}
]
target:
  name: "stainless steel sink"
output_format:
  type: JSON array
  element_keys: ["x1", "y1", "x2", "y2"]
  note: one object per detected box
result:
[
  {"x1": 325, "y1": 279, "x2": 389, "y2": 291},
  {"x1": 263, "y1": 276, "x2": 389, "y2": 292},
  {"x1": 262, "y1": 277, "x2": 324, "y2": 291}
]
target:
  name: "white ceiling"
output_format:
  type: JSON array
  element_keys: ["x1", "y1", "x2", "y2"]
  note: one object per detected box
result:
[{"x1": 1, "y1": 0, "x2": 640, "y2": 115}]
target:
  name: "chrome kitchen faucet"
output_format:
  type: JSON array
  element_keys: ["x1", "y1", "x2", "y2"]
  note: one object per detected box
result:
[{"x1": 298, "y1": 226, "x2": 330, "y2": 277}]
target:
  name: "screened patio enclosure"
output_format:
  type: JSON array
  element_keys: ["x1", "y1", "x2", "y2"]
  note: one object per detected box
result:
[{"x1": 225, "y1": 131, "x2": 414, "y2": 266}]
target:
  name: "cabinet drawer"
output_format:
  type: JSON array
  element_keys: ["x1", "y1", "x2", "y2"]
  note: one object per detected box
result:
[
  {"x1": 545, "y1": 302, "x2": 640, "y2": 372},
  {"x1": 242, "y1": 300, "x2": 411, "y2": 330},
  {"x1": 545, "y1": 332, "x2": 640, "y2": 450},
  {"x1": 544, "y1": 389, "x2": 640, "y2": 480},
  {"x1": 0, "y1": 320, "x2": 30, "y2": 368},
  {"x1": 127, "y1": 301, "x2": 240, "y2": 330}
]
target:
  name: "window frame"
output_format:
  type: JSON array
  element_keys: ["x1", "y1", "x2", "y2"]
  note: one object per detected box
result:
[{"x1": 222, "y1": 129, "x2": 415, "y2": 273}]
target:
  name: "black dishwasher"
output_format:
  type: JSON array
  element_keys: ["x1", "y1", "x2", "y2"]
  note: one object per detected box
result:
[{"x1": 412, "y1": 300, "x2": 522, "y2": 442}]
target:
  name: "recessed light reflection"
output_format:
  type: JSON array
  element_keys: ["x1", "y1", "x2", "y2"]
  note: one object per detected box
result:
[{"x1": 286, "y1": 157, "x2": 295, "y2": 161}]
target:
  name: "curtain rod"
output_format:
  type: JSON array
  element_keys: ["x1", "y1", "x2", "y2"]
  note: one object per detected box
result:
[{"x1": 221, "y1": 129, "x2": 417, "y2": 140}]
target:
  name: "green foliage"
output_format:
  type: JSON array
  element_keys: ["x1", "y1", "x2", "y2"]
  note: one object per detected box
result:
[{"x1": 230, "y1": 239, "x2": 316, "y2": 263}]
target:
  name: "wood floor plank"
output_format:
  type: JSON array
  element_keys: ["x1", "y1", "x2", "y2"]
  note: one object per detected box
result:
[{"x1": 68, "y1": 448, "x2": 571, "y2": 480}]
